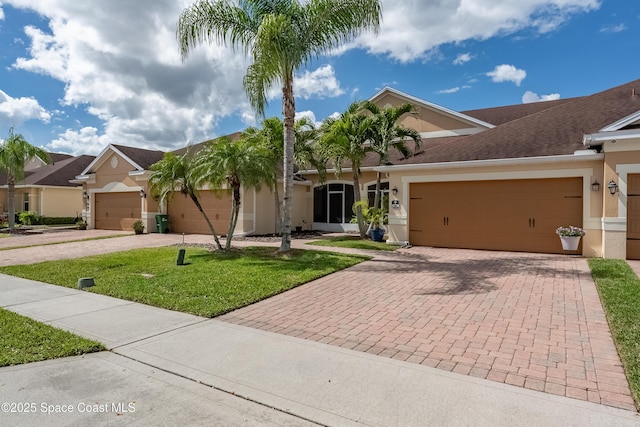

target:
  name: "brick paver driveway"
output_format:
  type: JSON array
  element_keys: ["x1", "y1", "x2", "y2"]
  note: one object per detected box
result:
[{"x1": 220, "y1": 246, "x2": 636, "y2": 411}]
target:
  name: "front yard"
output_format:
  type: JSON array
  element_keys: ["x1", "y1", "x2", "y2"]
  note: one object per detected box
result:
[{"x1": 0, "y1": 246, "x2": 368, "y2": 318}]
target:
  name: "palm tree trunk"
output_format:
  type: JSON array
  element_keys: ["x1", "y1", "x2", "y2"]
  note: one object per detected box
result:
[
  {"x1": 279, "y1": 73, "x2": 295, "y2": 253},
  {"x1": 188, "y1": 192, "x2": 223, "y2": 251},
  {"x1": 273, "y1": 186, "x2": 282, "y2": 235},
  {"x1": 352, "y1": 170, "x2": 367, "y2": 237},
  {"x1": 226, "y1": 186, "x2": 241, "y2": 251},
  {"x1": 7, "y1": 176, "x2": 15, "y2": 231},
  {"x1": 373, "y1": 171, "x2": 382, "y2": 210}
]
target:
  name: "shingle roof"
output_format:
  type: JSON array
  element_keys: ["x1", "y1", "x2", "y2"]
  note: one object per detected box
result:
[
  {"x1": 387, "y1": 79, "x2": 640, "y2": 166},
  {"x1": 171, "y1": 132, "x2": 243, "y2": 157},
  {"x1": 0, "y1": 155, "x2": 96, "y2": 187},
  {"x1": 461, "y1": 98, "x2": 580, "y2": 126},
  {"x1": 111, "y1": 144, "x2": 165, "y2": 170}
]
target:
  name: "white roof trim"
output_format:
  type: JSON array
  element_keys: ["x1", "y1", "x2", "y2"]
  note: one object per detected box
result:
[
  {"x1": 583, "y1": 129, "x2": 640, "y2": 145},
  {"x1": 79, "y1": 144, "x2": 145, "y2": 175},
  {"x1": 599, "y1": 110, "x2": 640, "y2": 132},
  {"x1": 369, "y1": 86, "x2": 495, "y2": 130},
  {"x1": 374, "y1": 152, "x2": 603, "y2": 173}
]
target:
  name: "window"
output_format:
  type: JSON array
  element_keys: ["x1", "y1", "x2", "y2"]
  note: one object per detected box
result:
[
  {"x1": 313, "y1": 183, "x2": 354, "y2": 224},
  {"x1": 23, "y1": 193, "x2": 29, "y2": 212},
  {"x1": 367, "y1": 182, "x2": 389, "y2": 208}
]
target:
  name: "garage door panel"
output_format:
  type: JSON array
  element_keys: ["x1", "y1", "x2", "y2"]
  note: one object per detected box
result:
[
  {"x1": 95, "y1": 192, "x2": 141, "y2": 231},
  {"x1": 168, "y1": 190, "x2": 232, "y2": 235},
  {"x1": 409, "y1": 178, "x2": 582, "y2": 254},
  {"x1": 626, "y1": 174, "x2": 640, "y2": 259}
]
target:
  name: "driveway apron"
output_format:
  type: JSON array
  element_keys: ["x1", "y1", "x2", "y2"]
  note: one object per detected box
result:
[{"x1": 220, "y1": 246, "x2": 636, "y2": 411}]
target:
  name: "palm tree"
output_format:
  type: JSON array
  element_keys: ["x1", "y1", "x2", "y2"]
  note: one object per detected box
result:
[
  {"x1": 192, "y1": 137, "x2": 274, "y2": 251},
  {"x1": 363, "y1": 102, "x2": 421, "y2": 210},
  {"x1": 177, "y1": 0, "x2": 382, "y2": 252},
  {"x1": 148, "y1": 151, "x2": 224, "y2": 251},
  {"x1": 0, "y1": 128, "x2": 49, "y2": 231},
  {"x1": 243, "y1": 116, "x2": 325, "y2": 234},
  {"x1": 318, "y1": 101, "x2": 375, "y2": 237}
]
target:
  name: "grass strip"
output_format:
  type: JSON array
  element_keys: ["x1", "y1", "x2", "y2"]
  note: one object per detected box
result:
[
  {"x1": 588, "y1": 258, "x2": 640, "y2": 408},
  {"x1": 0, "y1": 308, "x2": 104, "y2": 367},
  {"x1": 306, "y1": 235, "x2": 399, "y2": 251},
  {"x1": 0, "y1": 246, "x2": 368, "y2": 318}
]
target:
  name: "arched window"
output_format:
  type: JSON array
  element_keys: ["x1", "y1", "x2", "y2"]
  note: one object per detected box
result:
[{"x1": 367, "y1": 182, "x2": 389, "y2": 208}]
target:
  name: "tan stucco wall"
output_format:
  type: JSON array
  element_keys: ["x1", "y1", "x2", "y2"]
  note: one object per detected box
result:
[
  {"x1": 384, "y1": 157, "x2": 603, "y2": 256},
  {"x1": 39, "y1": 187, "x2": 84, "y2": 217}
]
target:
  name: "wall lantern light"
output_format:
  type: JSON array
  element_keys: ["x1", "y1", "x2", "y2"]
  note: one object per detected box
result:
[
  {"x1": 591, "y1": 181, "x2": 600, "y2": 192},
  {"x1": 140, "y1": 189, "x2": 147, "y2": 198},
  {"x1": 392, "y1": 186, "x2": 398, "y2": 196},
  {"x1": 607, "y1": 180, "x2": 618, "y2": 195},
  {"x1": 82, "y1": 191, "x2": 89, "y2": 201}
]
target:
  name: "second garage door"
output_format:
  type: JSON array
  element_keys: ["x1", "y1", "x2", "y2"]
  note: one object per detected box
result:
[
  {"x1": 409, "y1": 178, "x2": 583, "y2": 254},
  {"x1": 167, "y1": 190, "x2": 232, "y2": 235},
  {"x1": 94, "y1": 192, "x2": 141, "y2": 231}
]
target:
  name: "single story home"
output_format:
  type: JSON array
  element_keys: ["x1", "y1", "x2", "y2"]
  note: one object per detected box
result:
[
  {"x1": 75, "y1": 78, "x2": 640, "y2": 260},
  {"x1": 0, "y1": 153, "x2": 94, "y2": 218}
]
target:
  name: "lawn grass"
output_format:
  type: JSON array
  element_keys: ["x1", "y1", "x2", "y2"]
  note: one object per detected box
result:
[
  {"x1": 0, "y1": 246, "x2": 368, "y2": 318},
  {"x1": 0, "y1": 308, "x2": 104, "y2": 367},
  {"x1": 306, "y1": 235, "x2": 400, "y2": 251},
  {"x1": 588, "y1": 258, "x2": 640, "y2": 408}
]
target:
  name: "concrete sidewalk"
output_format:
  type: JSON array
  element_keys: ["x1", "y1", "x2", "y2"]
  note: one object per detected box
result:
[{"x1": 1, "y1": 274, "x2": 638, "y2": 426}]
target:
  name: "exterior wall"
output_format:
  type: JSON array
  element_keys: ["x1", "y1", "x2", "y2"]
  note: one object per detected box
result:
[
  {"x1": 373, "y1": 93, "x2": 478, "y2": 134},
  {"x1": 85, "y1": 150, "x2": 150, "y2": 230},
  {"x1": 39, "y1": 187, "x2": 84, "y2": 217},
  {"x1": 0, "y1": 188, "x2": 5, "y2": 213},
  {"x1": 601, "y1": 140, "x2": 640, "y2": 258},
  {"x1": 292, "y1": 184, "x2": 312, "y2": 231},
  {"x1": 385, "y1": 157, "x2": 604, "y2": 256}
]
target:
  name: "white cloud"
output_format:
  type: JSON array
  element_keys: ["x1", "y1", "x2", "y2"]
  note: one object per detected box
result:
[
  {"x1": 0, "y1": 6, "x2": 4, "y2": 21},
  {"x1": 522, "y1": 90, "x2": 561, "y2": 103},
  {"x1": 453, "y1": 53, "x2": 472, "y2": 65},
  {"x1": 294, "y1": 65, "x2": 345, "y2": 100},
  {"x1": 487, "y1": 64, "x2": 527, "y2": 86},
  {"x1": 0, "y1": 89, "x2": 51, "y2": 126},
  {"x1": 48, "y1": 126, "x2": 106, "y2": 155},
  {"x1": 438, "y1": 87, "x2": 461, "y2": 94},
  {"x1": 356, "y1": 0, "x2": 600, "y2": 62},
  {"x1": 600, "y1": 23, "x2": 626, "y2": 33}
]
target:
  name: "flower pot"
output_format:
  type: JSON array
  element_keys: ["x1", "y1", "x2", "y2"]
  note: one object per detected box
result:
[
  {"x1": 370, "y1": 228, "x2": 385, "y2": 242},
  {"x1": 560, "y1": 236, "x2": 580, "y2": 251}
]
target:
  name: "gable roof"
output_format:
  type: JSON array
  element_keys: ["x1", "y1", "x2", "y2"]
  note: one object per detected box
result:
[
  {"x1": 80, "y1": 144, "x2": 165, "y2": 175},
  {"x1": 385, "y1": 78, "x2": 640, "y2": 166},
  {"x1": 461, "y1": 98, "x2": 580, "y2": 126},
  {"x1": 0, "y1": 155, "x2": 95, "y2": 187}
]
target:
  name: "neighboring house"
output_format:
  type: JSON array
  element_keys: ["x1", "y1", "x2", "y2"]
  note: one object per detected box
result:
[
  {"x1": 77, "y1": 78, "x2": 640, "y2": 260},
  {"x1": 73, "y1": 143, "x2": 313, "y2": 235},
  {"x1": 0, "y1": 154, "x2": 94, "y2": 218}
]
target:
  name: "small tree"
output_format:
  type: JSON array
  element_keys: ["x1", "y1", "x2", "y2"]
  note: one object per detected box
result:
[
  {"x1": 0, "y1": 128, "x2": 49, "y2": 231},
  {"x1": 149, "y1": 151, "x2": 224, "y2": 250},
  {"x1": 192, "y1": 137, "x2": 275, "y2": 251}
]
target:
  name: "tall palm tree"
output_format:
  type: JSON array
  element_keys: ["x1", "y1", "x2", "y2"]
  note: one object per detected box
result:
[
  {"x1": 363, "y1": 102, "x2": 421, "y2": 210},
  {"x1": 148, "y1": 151, "x2": 224, "y2": 251},
  {"x1": 243, "y1": 116, "x2": 325, "y2": 234},
  {"x1": 318, "y1": 100, "x2": 375, "y2": 237},
  {"x1": 193, "y1": 137, "x2": 275, "y2": 251},
  {"x1": 0, "y1": 128, "x2": 49, "y2": 231},
  {"x1": 177, "y1": 0, "x2": 382, "y2": 252}
]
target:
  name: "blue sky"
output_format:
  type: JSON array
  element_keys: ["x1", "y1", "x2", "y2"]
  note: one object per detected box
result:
[{"x1": 0, "y1": 0, "x2": 638, "y2": 155}]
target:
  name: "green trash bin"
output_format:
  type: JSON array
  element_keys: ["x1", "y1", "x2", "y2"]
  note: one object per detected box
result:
[{"x1": 155, "y1": 214, "x2": 170, "y2": 233}]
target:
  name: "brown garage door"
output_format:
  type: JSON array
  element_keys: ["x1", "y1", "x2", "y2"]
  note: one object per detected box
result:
[
  {"x1": 409, "y1": 178, "x2": 583, "y2": 254},
  {"x1": 167, "y1": 190, "x2": 232, "y2": 234},
  {"x1": 95, "y1": 192, "x2": 141, "y2": 231},
  {"x1": 627, "y1": 174, "x2": 640, "y2": 259}
]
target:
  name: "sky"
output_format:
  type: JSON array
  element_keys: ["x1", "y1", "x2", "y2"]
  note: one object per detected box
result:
[{"x1": 0, "y1": 0, "x2": 638, "y2": 156}]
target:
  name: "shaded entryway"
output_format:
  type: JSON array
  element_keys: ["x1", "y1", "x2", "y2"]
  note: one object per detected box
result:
[{"x1": 220, "y1": 246, "x2": 635, "y2": 411}]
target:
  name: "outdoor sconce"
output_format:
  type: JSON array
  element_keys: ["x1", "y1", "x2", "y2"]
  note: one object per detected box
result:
[
  {"x1": 607, "y1": 180, "x2": 618, "y2": 195},
  {"x1": 392, "y1": 186, "x2": 398, "y2": 196},
  {"x1": 140, "y1": 189, "x2": 147, "y2": 198},
  {"x1": 82, "y1": 191, "x2": 89, "y2": 201},
  {"x1": 591, "y1": 181, "x2": 600, "y2": 192}
]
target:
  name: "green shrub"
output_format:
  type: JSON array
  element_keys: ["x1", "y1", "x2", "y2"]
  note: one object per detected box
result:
[
  {"x1": 18, "y1": 211, "x2": 42, "y2": 225},
  {"x1": 42, "y1": 216, "x2": 78, "y2": 225}
]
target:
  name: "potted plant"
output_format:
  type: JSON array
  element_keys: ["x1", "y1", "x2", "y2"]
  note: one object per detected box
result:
[
  {"x1": 76, "y1": 219, "x2": 87, "y2": 230},
  {"x1": 556, "y1": 226, "x2": 585, "y2": 251},
  {"x1": 132, "y1": 219, "x2": 145, "y2": 235},
  {"x1": 354, "y1": 201, "x2": 388, "y2": 242}
]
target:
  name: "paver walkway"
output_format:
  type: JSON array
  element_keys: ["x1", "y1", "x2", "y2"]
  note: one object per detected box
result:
[{"x1": 220, "y1": 246, "x2": 636, "y2": 411}]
